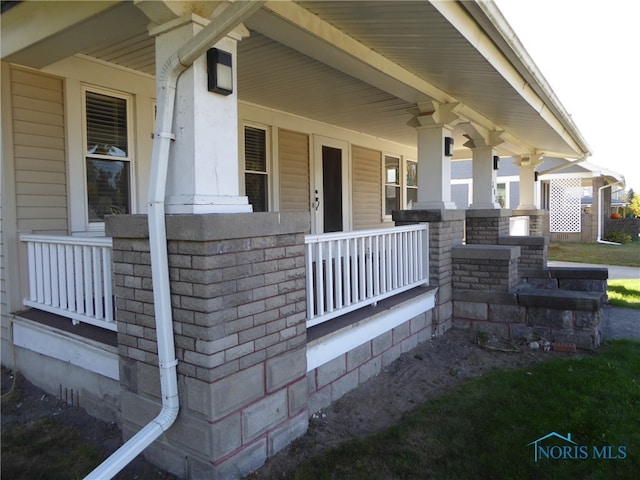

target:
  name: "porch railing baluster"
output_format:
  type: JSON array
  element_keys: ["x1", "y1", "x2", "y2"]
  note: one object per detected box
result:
[
  {"x1": 305, "y1": 224, "x2": 428, "y2": 328},
  {"x1": 20, "y1": 234, "x2": 116, "y2": 331}
]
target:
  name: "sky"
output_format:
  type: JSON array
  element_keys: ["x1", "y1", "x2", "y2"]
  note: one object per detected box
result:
[{"x1": 495, "y1": 0, "x2": 640, "y2": 192}]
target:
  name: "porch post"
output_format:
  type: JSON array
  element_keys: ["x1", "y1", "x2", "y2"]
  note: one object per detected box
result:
[
  {"x1": 147, "y1": 9, "x2": 251, "y2": 214},
  {"x1": 412, "y1": 102, "x2": 460, "y2": 210},
  {"x1": 468, "y1": 146, "x2": 500, "y2": 210},
  {"x1": 514, "y1": 154, "x2": 543, "y2": 210},
  {"x1": 459, "y1": 123, "x2": 504, "y2": 210}
]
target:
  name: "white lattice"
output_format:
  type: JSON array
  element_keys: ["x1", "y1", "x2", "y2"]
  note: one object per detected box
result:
[{"x1": 549, "y1": 177, "x2": 582, "y2": 233}]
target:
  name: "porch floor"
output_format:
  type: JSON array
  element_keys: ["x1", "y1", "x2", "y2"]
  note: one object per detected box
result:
[
  {"x1": 307, "y1": 285, "x2": 437, "y2": 342},
  {"x1": 16, "y1": 309, "x2": 117, "y2": 348}
]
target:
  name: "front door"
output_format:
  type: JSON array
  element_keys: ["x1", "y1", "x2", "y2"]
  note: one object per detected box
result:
[{"x1": 313, "y1": 136, "x2": 350, "y2": 233}]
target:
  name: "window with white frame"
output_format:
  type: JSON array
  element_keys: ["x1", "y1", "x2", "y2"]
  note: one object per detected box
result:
[
  {"x1": 84, "y1": 89, "x2": 132, "y2": 222},
  {"x1": 384, "y1": 155, "x2": 400, "y2": 216},
  {"x1": 406, "y1": 159, "x2": 418, "y2": 209},
  {"x1": 496, "y1": 182, "x2": 507, "y2": 208},
  {"x1": 244, "y1": 125, "x2": 269, "y2": 212},
  {"x1": 385, "y1": 155, "x2": 417, "y2": 217}
]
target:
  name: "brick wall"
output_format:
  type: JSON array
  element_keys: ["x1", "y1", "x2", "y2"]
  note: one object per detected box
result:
[
  {"x1": 393, "y1": 209, "x2": 465, "y2": 335},
  {"x1": 498, "y1": 235, "x2": 548, "y2": 270},
  {"x1": 451, "y1": 245, "x2": 520, "y2": 292},
  {"x1": 465, "y1": 209, "x2": 511, "y2": 244},
  {"x1": 108, "y1": 213, "x2": 311, "y2": 479}
]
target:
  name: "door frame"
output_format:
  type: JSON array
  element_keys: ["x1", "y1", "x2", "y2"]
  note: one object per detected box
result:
[{"x1": 312, "y1": 135, "x2": 352, "y2": 234}]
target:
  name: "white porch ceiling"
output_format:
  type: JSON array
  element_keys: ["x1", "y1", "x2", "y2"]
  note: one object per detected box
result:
[{"x1": 3, "y1": 0, "x2": 590, "y2": 159}]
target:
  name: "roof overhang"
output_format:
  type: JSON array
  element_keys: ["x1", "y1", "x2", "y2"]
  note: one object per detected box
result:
[{"x1": 1, "y1": 0, "x2": 591, "y2": 160}]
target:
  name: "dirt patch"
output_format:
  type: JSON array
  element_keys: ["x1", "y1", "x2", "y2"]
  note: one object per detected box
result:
[
  {"x1": 253, "y1": 328, "x2": 585, "y2": 478},
  {"x1": 1, "y1": 328, "x2": 583, "y2": 479},
  {"x1": 1, "y1": 367, "x2": 176, "y2": 479}
]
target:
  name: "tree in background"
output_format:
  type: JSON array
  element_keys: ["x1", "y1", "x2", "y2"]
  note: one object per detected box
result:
[{"x1": 628, "y1": 189, "x2": 640, "y2": 217}]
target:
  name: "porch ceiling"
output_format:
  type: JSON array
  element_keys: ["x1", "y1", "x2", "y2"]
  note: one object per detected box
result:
[{"x1": 1, "y1": 0, "x2": 589, "y2": 159}]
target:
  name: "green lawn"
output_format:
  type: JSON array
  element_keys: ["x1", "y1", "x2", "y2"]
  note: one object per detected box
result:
[
  {"x1": 608, "y1": 279, "x2": 640, "y2": 310},
  {"x1": 289, "y1": 340, "x2": 640, "y2": 480},
  {"x1": 548, "y1": 242, "x2": 640, "y2": 268}
]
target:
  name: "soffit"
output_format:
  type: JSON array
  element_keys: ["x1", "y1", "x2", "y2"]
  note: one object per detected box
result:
[{"x1": 4, "y1": 0, "x2": 584, "y2": 157}]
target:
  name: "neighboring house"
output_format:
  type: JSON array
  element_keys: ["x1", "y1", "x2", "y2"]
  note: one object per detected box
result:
[
  {"x1": 1, "y1": 1, "x2": 593, "y2": 478},
  {"x1": 451, "y1": 157, "x2": 626, "y2": 242}
]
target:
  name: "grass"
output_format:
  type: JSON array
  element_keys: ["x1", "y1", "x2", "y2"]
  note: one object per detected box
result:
[
  {"x1": 608, "y1": 279, "x2": 640, "y2": 309},
  {"x1": 1, "y1": 417, "x2": 103, "y2": 480},
  {"x1": 289, "y1": 340, "x2": 640, "y2": 479},
  {"x1": 547, "y1": 242, "x2": 640, "y2": 267}
]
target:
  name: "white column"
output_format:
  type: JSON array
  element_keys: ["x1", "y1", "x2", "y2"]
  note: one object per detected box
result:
[
  {"x1": 411, "y1": 102, "x2": 462, "y2": 210},
  {"x1": 151, "y1": 15, "x2": 251, "y2": 214},
  {"x1": 469, "y1": 146, "x2": 500, "y2": 209},
  {"x1": 515, "y1": 155, "x2": 543, "y2": 210},
  {"x1": 414, "y1": 124, "x2": 457, "y2": 210}
]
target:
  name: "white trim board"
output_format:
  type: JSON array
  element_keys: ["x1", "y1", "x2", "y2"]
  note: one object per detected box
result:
[
  {"x1": 307, "y1": 288, "x2": 436, "y2": 371},
  {"x1": 12, "y1": 317, "x2": 119, "y2": 380}
]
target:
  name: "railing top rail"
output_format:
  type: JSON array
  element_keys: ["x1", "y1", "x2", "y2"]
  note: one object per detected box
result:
[
  {"x1": 305, "y1": 224, "x2": 427, "y2": 244},
  {"x1": 20, "y1": 234, "x2": 113, "y2": 247}
]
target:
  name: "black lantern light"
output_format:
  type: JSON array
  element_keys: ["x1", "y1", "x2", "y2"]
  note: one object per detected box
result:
[
  {"x1": 207, "y1": 48, "x2": 233, "y2": 95},
  {"x1": 444, "y1": 136, "x2": 454, "y2": 157}
]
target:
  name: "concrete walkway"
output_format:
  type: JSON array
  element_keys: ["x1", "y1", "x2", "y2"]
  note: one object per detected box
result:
[
  {"x1": 600, "y1": 306, "x2": 640, "y2": 340},
  {"x1": 546, "y1": 261, "x2": 639, "y2": 340}
]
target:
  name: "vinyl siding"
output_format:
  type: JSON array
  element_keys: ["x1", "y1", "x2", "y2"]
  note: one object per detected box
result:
[
  {"x1": 11, "y1": 67, "x2": 67, "y2": 234},
  {"x1": 278, "y1": 129, "x2": 310, "y2": 212},
  {"x1": 352, "y1": 145, "x2": 382, "y2": 230}
]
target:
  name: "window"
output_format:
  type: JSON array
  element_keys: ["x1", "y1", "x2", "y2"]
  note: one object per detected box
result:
[
  {"x1": 406, "y1": 159, "x2": 418, "y2": 209},
  {"x1": 84, "y1": 89, "x2": 132, "y2": 222},
  {"x1": 496, "y1": 183, "x2": 507, "y2": 208},
  {"x1": 244, "y1": 126, "x2": 268, "y2": 212},
  {"x1": 385, "y1": 155, "x2": 417, "y2": 217},
  {"x1": 385, "y1": 155, "x2": 400, "y2": 216}
]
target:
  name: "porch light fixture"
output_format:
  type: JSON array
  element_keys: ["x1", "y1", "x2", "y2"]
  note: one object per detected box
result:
[
  {"x1": 207, "y1": 48, "x2": 233, "y2": 95},
  {"x1": 493, "y1": 155, "x2": 500, "y2": 170},
  {"x1": 444, "y1": 136, "x2": 454, "y2": 157},
  {"x1": 535, "y1": 171, "x2": 539, "y2": 182}
]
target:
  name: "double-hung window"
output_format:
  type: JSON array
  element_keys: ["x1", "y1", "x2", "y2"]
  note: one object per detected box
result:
[
  {"x1": 384, "y1": 155, "x2": 418, "y2": 217},
  {"x1": 244, "y1": 125, "x2": 269, "y2": 212},
  {"x1": 405, "y1": 159, "x2": 418, "y2": 209},
  {"x1": 84, "y1": 89, "x2": 132, "y2": 223},
  {"x1": 384, "y1": 155, "x2": 400, "y2": 216}
]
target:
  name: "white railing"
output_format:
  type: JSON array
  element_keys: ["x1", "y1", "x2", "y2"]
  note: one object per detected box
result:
[
  {"x1": 305, "y1": 224, "x2": 429, "y2": 327},
  {"x1": 20, "y1": 234, "x2": 116, "y2": 331}
]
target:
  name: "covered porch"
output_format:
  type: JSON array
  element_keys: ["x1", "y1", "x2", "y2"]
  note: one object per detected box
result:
[{"x1": 2, "y1": 1, "x2": 592, "y2": 478}]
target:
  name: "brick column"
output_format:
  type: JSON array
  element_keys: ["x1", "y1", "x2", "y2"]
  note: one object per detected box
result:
[
  {"x1": 498, "y1": 235, "x2": 549, "y2": 270},
  {"x1": 465, "y1": 208, "x2": 512, "y2": 244},
  {"x1": 393, "y1": 209, "x2": 465, "y2": 335},
  {"x1": 511, "y1": 209, "x2": 546, "y2": 236},
  {"x1": 107, "y1": 212, "x2": 310, "y2": 479}
]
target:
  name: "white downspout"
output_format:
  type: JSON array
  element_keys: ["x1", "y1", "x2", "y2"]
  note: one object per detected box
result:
[
  {"x1": 596, "y1": 183, "x2": 620, "y2": 245},
  {"x1": 84, "y1": 2, "x2": 264, "y2": 479}
]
